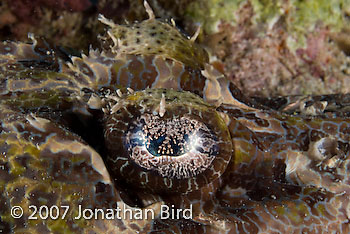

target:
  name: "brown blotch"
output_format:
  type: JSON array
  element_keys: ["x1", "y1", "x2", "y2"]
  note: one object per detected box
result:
[
  {"x1": 202, "y1": 199, "x2": 215, "y2": 214},
  {"x1": 118, "y1": 67, "x2": 131, "y2": 87},
  {"x1": 296, "y1": 130, "x2": 310, "y2": 151},
  {"x1": 282, "y1": 122, "x2": 299, "y2": 141},
  {"x1": 129, "y1": 223, "x2": 141, "y2": 232},
  {"x1": 302, "y1": 189, "x2": 333, "y2": 215},
  {"x1": 338, "y1": 141, "x2": 350, "y2": 155},
  {"x1": 251, "y1": 134, "x2": 266, "y2": 152},
  {"x1": 310, "y1": 129, "x2": 326, "y2": 141},
  {"x1": 27, "y1": 185, "x2": 59, "y2": 208},
  {"x1": 228, "y1": 83, "x2": 260, "y2": 108},
  {"x1": 273, "y1": 159, "x2": 287, "y2": 183},
  {"x1": 322, "y1": 122, "x2": 338, "y2": 134},
  {"x1": 255, "y1": 117, "x2": 270, "y2": 127},
  {"x1": 128, "y1": 57, "x2": 144, "y2": 72},
  {"x1": 128, "y1": 60, "x2": 146, "y2": 90},
  {"x1": 141, "y1": 55, "x2": 158, "y2": 87},
  {"x1": 254, "y1": 132, "x2": 279, "y2": 149},
  {"x1": 14, "y1": 154, "x2": 31, "y2": 169},
  {"x1": 244, "y1": 113, "x2": 270, "y2": 127},
  {"x1": 179, "y1": 67, "x2": 205, "y2": 97},
  {"x1": 109, "y1": 60, "x2": 125, "y2": 85},
  {"x1": 224, "y1": 107, "x2": 243, "y2": 117}
]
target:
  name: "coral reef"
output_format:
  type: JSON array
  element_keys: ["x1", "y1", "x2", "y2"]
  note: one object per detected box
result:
[
  {"x1": 204, "y1": 2, "x2": 350, "y2": 96},
  {"x1": 192, "y1": 0, "x2": 350, "y2": 97},
  {"x1": 1, "y1": 0, "x2": 350, "y2": 97}
]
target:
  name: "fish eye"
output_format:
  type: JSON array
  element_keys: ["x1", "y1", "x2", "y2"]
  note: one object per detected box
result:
[
  {"x1": 126, "y1": 114, "x2": 219, "y2": 179},
  {"x1": 104, "y1": 89, "x2": 232, "y2": 194}
]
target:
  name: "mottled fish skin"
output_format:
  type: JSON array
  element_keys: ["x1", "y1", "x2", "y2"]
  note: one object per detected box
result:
[
  {"x1": 252, "y1": 93, "x2": 350, "y2": 117},
  {"x1": 0, "y1": 104, "x2": 162, "y2": 233},
  {"x1": 1, "y1": 1, "x2": 350, "y2": 234}
]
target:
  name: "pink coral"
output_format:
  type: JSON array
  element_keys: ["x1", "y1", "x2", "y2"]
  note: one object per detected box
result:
[{"x1": 205, "y1": 1, "x2": 349, "y2": 97}]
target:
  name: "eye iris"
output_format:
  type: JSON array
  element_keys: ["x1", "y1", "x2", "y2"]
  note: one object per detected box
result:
[
  {"x1": 143, "y1": 117, "x2": 196, "y2": 156},
  {"x1": 126, "y1": 114, "x2": 218, "y2": 179}
]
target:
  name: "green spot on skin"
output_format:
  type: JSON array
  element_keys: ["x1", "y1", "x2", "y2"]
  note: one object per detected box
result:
[
  {"x1": 5, "y1": 89, "x2": 73, "y2": 110},
  {"x1": 127, "y1": 92, "x2": 144, "y2": 102},
  {"x1": 47, "y1": 219, "x2": 76, "y2": 234},
  {"x1": 234, "y1": 150, "x2": 251, "y2": 164},
  {"x1": 70, "y1": 155, "x2": 87, "y2": 164},
  {"x1": 1, "y1": 213, "x2": 15, "y2": 227},
  {"x1": 316, "y1": 203, "x2": 327, "y2": 217},
  {"x1": 275, "y1": 205, "x2": 287, "y2": 216},
  {"x1": 8, "y1": 156, "x2": 26, "y2": 176}
]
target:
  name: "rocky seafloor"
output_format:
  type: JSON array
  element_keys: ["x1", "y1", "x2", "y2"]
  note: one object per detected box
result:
[{"x1": 1, "y1": 0, "x2": 350, "y2": 97}]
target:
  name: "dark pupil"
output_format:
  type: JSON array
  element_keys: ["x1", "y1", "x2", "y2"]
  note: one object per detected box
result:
[{"x1": 146, "y1": 133, "x2": 190, "y2": 157}]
